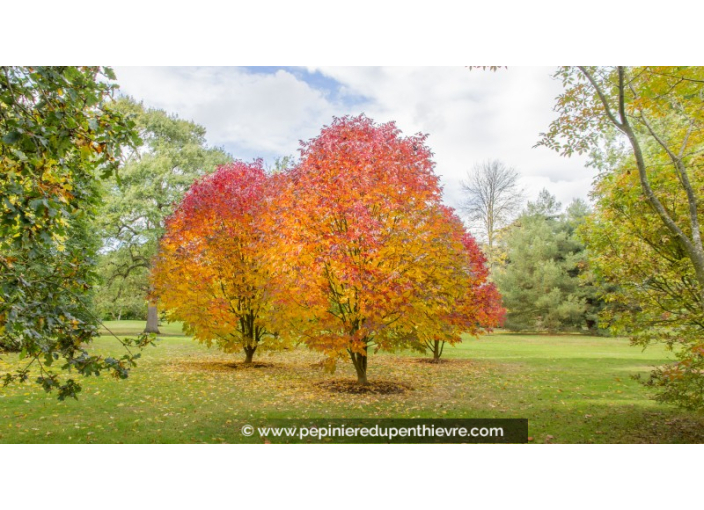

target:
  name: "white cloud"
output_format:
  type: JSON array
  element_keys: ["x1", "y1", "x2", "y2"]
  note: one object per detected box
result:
[
  {"x1": 114, "y1": 67, "x2": 338, "y2": 158},
  {"x1": 113, "y1": 66, "x2": 596, "y2": 212}
]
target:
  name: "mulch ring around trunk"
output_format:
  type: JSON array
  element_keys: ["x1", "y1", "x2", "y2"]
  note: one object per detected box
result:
[
  {"x1": 224, "y1": 361, "x2": 275, "y2": 369},
  {"x1": 401, "y1": 357, "x2": 477, "y2": 367},
  {"x1": 316, "y1": 379, "x2": 413, "y2": 395},
  {"x1": 162, "y1": 360, "x2": 276, "y2": 372},
  {"x1": 412, "y1": 358, "x2": 453, "y2": 365}
]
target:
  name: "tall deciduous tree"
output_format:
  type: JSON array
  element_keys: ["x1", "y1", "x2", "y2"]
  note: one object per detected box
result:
[
  {"x1": 0, "y1": 66, "x2": 152, "y2": 399},
  {"x1": 151, "y1": 161, "x2": 284, "y2": 363},
  {"x1": 96, "y1": 97, "x2": 231, "y2": 333},
  {"x1": 583, "y1": 141, "x2": 704, "y2": 408},
  {"x1": 273, "y1": 115, "x2": 501, "y2": 383},
  {"x1": 460, "y1": 159, "x2": 524, "y2": 268},
  {"x1": 539, "y1": 66, "x2": 704, "y2": 407},
  {"x1": 540, "y1": 67, "x2": 704, "y2": 292}
]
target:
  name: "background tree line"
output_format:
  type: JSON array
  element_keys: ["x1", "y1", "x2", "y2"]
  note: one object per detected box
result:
[
  {"x1": 462, "y1": 162, "x2": 607, "y2": 335},
  {"x1": 93, "y1": 97, "x2": 231, "y2": 329}
]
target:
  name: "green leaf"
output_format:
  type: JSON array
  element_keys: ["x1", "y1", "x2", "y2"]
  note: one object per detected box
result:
[{"x1": 2, "y1": 131, "x2": 21, "y2": 144}]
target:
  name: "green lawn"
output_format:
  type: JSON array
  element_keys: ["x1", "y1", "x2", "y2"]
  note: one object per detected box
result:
[
  {"x1": 1, "y1": 323, "x2": 703, "y2": 443},
  {"x1": 99, "y1": 320, "x2": 187, "y2": 337}
]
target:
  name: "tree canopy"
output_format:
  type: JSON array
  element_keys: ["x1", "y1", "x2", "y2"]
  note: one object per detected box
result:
[
  {"x1": 152, "y1": 161, "x2": 285, "y2": 363},
  {"x1": 584, "y1": 151, "x2": 704, "y2": 408},
  {"x1": 460, "y1": 159, "x2": 524, "y2": 268},
  {"x1": 494, "y1": 191, "x2": 600, "y2": 333},
  {"x1": 0, "y1": 66, "x2": 150, "y2": 399}
]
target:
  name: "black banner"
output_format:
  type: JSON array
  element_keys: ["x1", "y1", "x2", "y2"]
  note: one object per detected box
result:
[{"x1": 240, "y1": 419, "x2": 529, "y2": 443}]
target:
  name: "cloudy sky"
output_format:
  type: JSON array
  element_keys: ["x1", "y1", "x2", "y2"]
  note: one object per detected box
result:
[{"x1": 113, "y1": 66, "x2": 594, "y2": 212}]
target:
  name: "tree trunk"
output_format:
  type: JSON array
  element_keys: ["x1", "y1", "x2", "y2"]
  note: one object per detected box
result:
[
  {"x1": 433, "y1": 340, "x2": 441, "y2": 362},
  {"x1": 585, "y1": 318, "x2": 597, "y2": 333},
  {"x1": 431, "y1": 340, "x2": 446, "y2": 362},
  {"x1": 243, "y1": 345, "x2": 257, "y2": 364},
  {"x1": 144, "y1": 303, "x2": 160, "y2": 334},
  {"x1": 349, "y1": 346, "x2": 369, "y2": 385}
]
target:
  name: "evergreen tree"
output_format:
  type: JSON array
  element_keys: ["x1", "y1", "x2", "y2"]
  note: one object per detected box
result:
[{"x1": 494, "y1": 190, "x2": 600, "y2": 333}]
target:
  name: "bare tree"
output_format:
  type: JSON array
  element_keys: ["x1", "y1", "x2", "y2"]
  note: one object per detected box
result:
[{"x1": 460, "y1": 160, "x2": 524, "y2": 265}]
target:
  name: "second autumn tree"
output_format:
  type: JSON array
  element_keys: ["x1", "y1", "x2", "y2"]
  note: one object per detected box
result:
[{"x1": 151, "y1": 161, "x2": 284, "y2": 363}]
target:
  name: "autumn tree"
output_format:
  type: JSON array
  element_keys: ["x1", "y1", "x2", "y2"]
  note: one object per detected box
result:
[
  {"x1": 412, "y1": 207, "x2": 504, "y2": 361},
  {"x1": 539, "y1": 66, "x2": 704, "y2": 407},
  {"x1": 0, "y1": 66, "x2": 155, "y2": 400},
  {"x1": 96, "y1": 96, "x2": 231, "y2": 333},
  {"x1": 460, "y1": 159, "x2": 524, "y2": 268},
  {"x1": 273, "y1": 115, "x2": 502, "y2": 383},
  {"x1": 151, "y1": 161, "x2": 283, "y2": 364}
]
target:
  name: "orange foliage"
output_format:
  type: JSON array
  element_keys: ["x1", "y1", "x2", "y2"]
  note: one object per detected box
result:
[
  {"x1": 270, "y1": 115, "x2": 504, "y2": 381},
  {"x1": 151, "y1": 117, "x2": 504, "y2": 378},
  {"x1": 151, "y1": 161, "x2": 284, "y2": 363}
]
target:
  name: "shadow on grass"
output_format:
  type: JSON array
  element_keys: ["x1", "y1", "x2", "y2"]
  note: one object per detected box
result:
[{"x1": 626, "y1": 411, "x2": 704, "y2": 443}]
